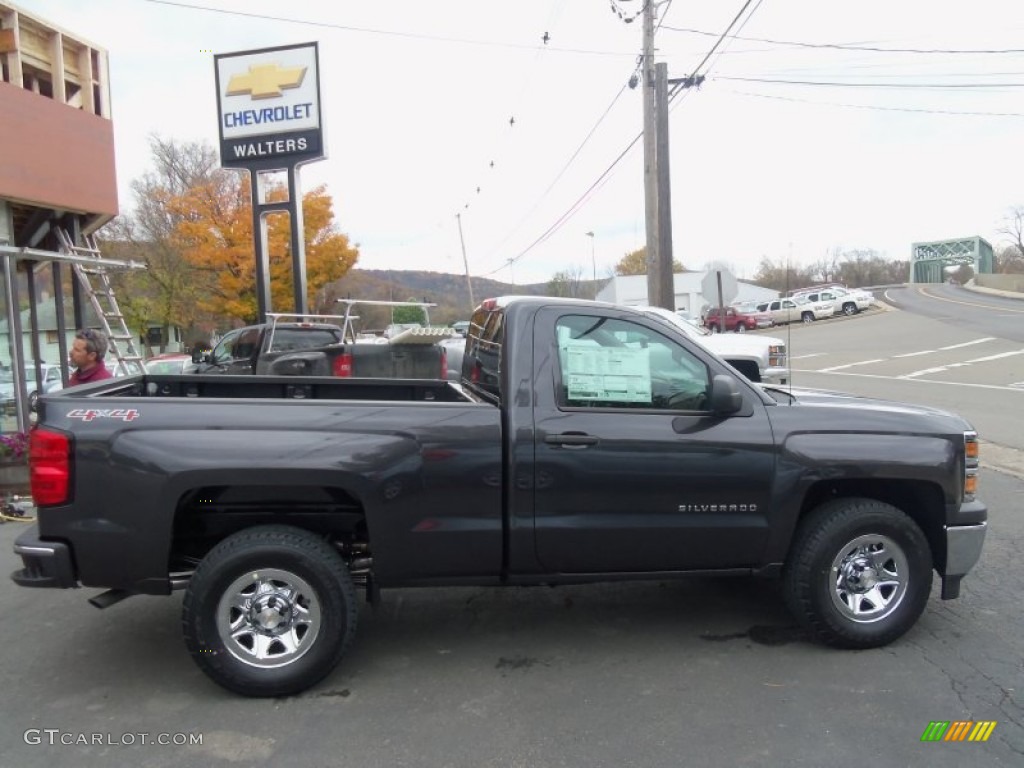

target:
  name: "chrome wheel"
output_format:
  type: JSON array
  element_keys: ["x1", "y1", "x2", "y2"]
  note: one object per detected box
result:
[
  {"x1": 216, "y1": 568, "x2": 322, "y2": 669},
  {"x1": 829, "y1": 534, "x2": 908, "y2": 623}
]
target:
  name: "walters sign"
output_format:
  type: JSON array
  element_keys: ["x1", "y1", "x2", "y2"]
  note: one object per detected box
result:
[{"x1": 214, "y1": 43, "x2": 324, "y2": 168}]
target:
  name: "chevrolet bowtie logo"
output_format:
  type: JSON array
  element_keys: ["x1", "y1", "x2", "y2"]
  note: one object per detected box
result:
[{"x1": 226, "y1": 63, "x2": 307, "y2": 99}]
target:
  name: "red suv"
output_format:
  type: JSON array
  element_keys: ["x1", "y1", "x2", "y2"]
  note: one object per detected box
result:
[{"x1": 703, "y1": 305, "x2": 773, "y2": 333}]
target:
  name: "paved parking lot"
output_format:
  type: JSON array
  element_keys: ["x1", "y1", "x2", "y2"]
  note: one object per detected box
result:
[{"x1": 1, "y1": 465, "x2": 1021, "y2": 768}]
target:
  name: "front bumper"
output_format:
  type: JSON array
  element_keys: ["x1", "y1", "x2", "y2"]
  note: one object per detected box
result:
[
  {"x1": 944, "y1": 522, "x2": 987, "y2": 577},
  {"x1": 761, "y1": 366, "x2": 790, "y2": 385},
  {"x1": 10, "y1": 524, "x2": 78, "y2": 588},
  {"x1": 939, "y1": 520, "x2": 987, "y2": 600}
]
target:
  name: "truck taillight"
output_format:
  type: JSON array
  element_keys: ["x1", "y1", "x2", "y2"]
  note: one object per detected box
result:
[
  {"x1": 333, "y1": 352, "x2": 353, "y2": 377},
  {"x1": 30, "y1": 428, "x2": 71, "y2": 506},
  {"x1": 439, "y1": 347, "x2": 447, "y2": 380}
]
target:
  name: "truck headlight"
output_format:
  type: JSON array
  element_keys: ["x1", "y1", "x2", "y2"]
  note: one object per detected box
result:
[
  {"x1": 769, "y1": 345, "x2": 787, "y2": 368},
  {"x1": 964, "y1": 431, "x2": 979, "y2": 502}
]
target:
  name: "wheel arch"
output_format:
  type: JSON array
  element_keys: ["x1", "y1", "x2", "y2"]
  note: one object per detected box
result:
[
  {"x1": 787, "y1": 478, "x2": 946, "y2": 571},
  {"x1": 167, "y1": 477, "x2": 374, "y2": 579}
]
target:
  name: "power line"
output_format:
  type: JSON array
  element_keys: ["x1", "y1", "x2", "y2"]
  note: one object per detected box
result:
[
  {"x1": 724, "y1": 88, "x2": 1024, "y2": 118},
  {"x1": 660, "y1": 25, "x2": 1024, "y2": 55},
  {"x1": 482, "y1": 80, "x2": 633, "y2": 268},
  {"x1": 675, "y1": 0, "x2": 758, "y2": 89},
  {"x1": 140, "y1": 0, "x2": 638, "y2": 57},
  {"x1": 715, "y1": 75, "x2": 1024, "y2": 89},
  {"x1": 482, "y1": 130, "x2": 640, "y2": 276},
  {"x1": 497, "y1": 0, "x2": 761, "y2": 274}
]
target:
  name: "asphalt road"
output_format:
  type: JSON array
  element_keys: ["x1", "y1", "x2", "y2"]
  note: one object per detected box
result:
[
  {"x1": 2, "y1": 299, "x2": 1022, "y2": 768},
  {"x1": 772, "y1": 295, "x2": 1024, "y2": 455},
  {"x1": 1, "y1": 468, "x2": 1021, "y2": 768}
]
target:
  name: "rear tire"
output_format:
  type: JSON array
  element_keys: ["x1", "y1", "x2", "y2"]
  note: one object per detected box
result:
[
  {"x1": 782, "y1": 498, "x2": 932, "y2": 649},
  {"x1": 842, "y1": 303, "x2": 858, "y2": 316},
  {"x1": 183, "y1": 525, "x2": 358, "y2": 697},
  {"x1": 708, "y1": 324, "x2": 720, "y2": 334},
  {"x1": 801, "y1": 312, "x2": 815, "y2": 323}
]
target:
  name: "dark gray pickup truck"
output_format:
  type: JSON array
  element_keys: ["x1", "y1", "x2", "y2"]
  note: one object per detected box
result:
[
  {"x1": 195, "y1": 314, "x2": 447, "y2": 379},
  {"x1": 12, "y1": 296, "x2": 987, "y2": 697}
]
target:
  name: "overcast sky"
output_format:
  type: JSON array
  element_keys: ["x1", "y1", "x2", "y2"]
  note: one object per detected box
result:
[{"x1": 15, "y1": 0, "x2": 1024, "y2": 285}]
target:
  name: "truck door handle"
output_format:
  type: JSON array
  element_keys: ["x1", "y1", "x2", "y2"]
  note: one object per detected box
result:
[{"x1": 545, "y1": 432, "x2": 599, "y2": 448}]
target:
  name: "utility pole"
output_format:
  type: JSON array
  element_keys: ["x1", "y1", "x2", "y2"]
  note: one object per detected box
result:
[
  {"x1": 654, "y1": 62, "x2": 674, "y2": 310},
  {"x1": 585, "y1": 231, "x2": 596, "y2": 282},
  {"x1": 642, "y1": 1, "x2": 660, "y2": 308},
  {"x1": 456, "y1": 212, "x2": 475, "y2": 311}
]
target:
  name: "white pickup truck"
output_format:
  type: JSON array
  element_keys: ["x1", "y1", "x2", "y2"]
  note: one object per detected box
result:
[
  {"x1": 636, "y1": 306, "x2": 789, "y2": 385},
  {"x1": 795, "y1": 286, "x2": 874, "y2": 316}
]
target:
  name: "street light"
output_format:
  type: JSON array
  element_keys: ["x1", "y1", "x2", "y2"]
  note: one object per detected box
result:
[{"x1": 585, "y1": 231, "x2": 595, "y2": 285}]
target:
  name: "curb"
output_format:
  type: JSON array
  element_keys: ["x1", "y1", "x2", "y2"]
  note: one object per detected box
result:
[{"x1": 981, "y1": 441, "x2": 1024, "y2": 481}]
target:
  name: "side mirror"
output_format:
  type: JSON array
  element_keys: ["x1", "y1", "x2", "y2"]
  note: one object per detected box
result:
[{"x1": 709, "y1": 374, "x2": 743, "y2": 415}]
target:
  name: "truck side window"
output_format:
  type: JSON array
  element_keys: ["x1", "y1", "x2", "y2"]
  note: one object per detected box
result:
[
  {"x1": 211, "y1": 328, "x2": 260, "y2": 365},
  {"x1": 463, "y1": 307, "x2": 504, "y2": 403},
  {"x1": 555, "y1": 315, "x2": 710, "y2": 411}
]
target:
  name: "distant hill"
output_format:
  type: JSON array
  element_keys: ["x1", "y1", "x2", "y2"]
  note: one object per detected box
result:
[{"x1": 325, "y1": 269, "x2": 550, "y2": 327}]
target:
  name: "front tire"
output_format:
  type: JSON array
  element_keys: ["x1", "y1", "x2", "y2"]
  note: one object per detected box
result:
[
  {"x1": 782, "y1": 498, "x2": 932, "y2": 649},
  {"x1": 735, "y1": 324, "x2": 747, "y2": 333},
  {"x1": 801, "y1": 312, "x2": 815, "y2": 323},
  {"x1": 183, "y1": 525, "x2": 358, "y2": 697}
]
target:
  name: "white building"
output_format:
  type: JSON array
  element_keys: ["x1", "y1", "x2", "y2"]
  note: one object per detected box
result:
[{"x1": 596, "y1": 272, "x2": 779, "y2": 320}]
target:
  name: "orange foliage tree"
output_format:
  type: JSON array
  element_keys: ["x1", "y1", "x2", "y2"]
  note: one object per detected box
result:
[{"x1": 169, "y1": 175, "x2": 358, "y2": 322}]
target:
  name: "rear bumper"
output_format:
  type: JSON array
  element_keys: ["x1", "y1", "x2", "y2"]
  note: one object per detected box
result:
[{"x1": 10, "y1": 525, "x2": 78, "y2": 588}]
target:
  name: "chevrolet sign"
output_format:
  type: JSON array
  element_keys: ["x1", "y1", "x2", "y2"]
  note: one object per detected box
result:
[{"x1": 214, "y1": 43, "x2": 324, "y2": 168}]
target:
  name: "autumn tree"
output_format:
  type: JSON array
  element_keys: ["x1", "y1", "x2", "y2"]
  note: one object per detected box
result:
[
  {"x1": 614, "y1": 247, "x2": 684, "y2": 276},
  {"x1": 101, "y1": 135, "x2": 221, "y2": 351},
  {"x1": 170, "y1": 178, "x2": 359, "y2": 322}
]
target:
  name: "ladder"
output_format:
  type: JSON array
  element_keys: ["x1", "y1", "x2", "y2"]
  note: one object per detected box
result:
[{"x1": 55, "y1": 228, "x2": 146, "y2": 375}]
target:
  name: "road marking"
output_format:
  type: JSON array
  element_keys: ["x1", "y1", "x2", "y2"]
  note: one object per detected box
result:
[
  {"x1": 789, "y1": 352, "x2": 828, "y2": 360},
  {"x1": 893, "y1": 350, "x2": 936, "y2": 358},
  {"x1": 964, "y1": 350, "x2": 1024, "y2": 364},
  {"x1": 939, "y1": 338, "x2": 995, "y2": 350},
  {"x1": 898, "y1": 351, "x2": 1023, "y2": 379},
  {"x1": 817, "y1": 359, "x2": 885, "y2": 372},
  {"x1": 918, "y1": 286, "x2": 1024, "y2": 313},
  {"x1": 791, "y1": 369, "x2": 1024, "y2": 393}
]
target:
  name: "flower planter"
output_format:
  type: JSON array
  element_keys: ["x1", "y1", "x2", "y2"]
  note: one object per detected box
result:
[{"x1": 0, "y1": 460, "x2": 30, "y2": 496}]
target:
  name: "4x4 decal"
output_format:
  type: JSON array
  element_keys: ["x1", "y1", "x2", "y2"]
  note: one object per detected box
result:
[{"x1": 67, "y1": 408, "x2": 140, "y2": 423}]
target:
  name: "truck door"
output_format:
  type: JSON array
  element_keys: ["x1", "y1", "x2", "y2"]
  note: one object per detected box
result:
[
  {"x1": 205, "y1": 327, "x2": 260, "y2": 374},
  {"x1": 531, "y1": 307, "x2": 776, "y2": 573}
]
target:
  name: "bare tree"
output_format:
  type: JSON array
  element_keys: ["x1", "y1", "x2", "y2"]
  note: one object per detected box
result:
[
  {"x1": 548, "y1": 265, "x2": 587, "y2": 298},
  {"x1": 995, "y1": 245, "x2": 1024, "y2": 274},
  {"x1": 997, "y1": 206, "x2": 1024, "y2": 262}
]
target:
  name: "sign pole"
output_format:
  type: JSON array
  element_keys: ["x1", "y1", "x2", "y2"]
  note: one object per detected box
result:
[
  {"x1": 250, "y1": 173, "x2": 272, "y2": 322},
  {"x1": 287, "y1": 165, "x2": 308, "y2": 314}
]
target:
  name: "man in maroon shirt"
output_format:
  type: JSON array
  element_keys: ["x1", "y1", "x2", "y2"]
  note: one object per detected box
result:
[{"x1": 69, "y1": 329, "x2": 114, "y2": 386}]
